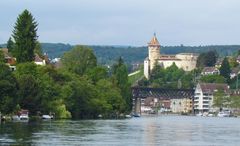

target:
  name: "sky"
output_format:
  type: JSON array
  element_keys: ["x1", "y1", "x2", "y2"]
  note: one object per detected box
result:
[{"x1": 1, "y1": 0, "x2": 240, "y2": 46}]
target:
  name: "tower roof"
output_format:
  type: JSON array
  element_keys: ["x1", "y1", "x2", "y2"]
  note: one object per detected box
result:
[{"x1": 148, "y1": 33, "x2": 160, "y2": 46}]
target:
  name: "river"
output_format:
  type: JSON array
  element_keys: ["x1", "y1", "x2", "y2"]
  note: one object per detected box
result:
[{"x1": 1, "y1": 115, "x2": 240, "y2": 145}]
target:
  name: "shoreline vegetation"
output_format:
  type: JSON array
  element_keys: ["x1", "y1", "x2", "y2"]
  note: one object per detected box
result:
[
  {"x1": 1, "y1": 10, "x2": 240, "y2": 121},
  {"x1": 0, "y1": 10, "x2": 132, "y2": 120}
]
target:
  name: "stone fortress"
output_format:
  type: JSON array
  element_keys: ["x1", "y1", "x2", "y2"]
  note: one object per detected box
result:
[{"x1": 144, "y1": 34, "x2": 198, "y2": 79}]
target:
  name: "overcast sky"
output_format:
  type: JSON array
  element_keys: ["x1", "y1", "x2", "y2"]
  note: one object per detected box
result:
[{"x1": 1, "y1": 0, "x2": 240, "y2": 46}]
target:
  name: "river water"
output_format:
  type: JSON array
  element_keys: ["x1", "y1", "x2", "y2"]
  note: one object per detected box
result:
[{"x1": 0, "y1": 115, "x2": 240, "y2": 146}]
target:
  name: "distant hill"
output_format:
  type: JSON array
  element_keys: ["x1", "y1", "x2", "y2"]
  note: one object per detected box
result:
[{"x1": 1, "y1": 43, "x2": 240, "y2": 65}]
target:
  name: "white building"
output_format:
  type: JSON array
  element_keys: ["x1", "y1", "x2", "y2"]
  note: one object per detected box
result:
[
  {"x1": 170, "y1": 98, "x2": 192, "y2": 113},
  {"x1": 34, "y1": 54, "x2": 46, "y2": 66},
  {"x1": 194, "y1": 83, "x2": 229, "y2": 113},
  {"x1": 201, "y1": 67, "x2": 220, "y2": 75},
  {"x1": 144, "y1": 34, "x2": 198, "y2": 79}
]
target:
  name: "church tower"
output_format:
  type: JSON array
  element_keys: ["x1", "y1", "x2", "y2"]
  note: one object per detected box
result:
[{"x1": 148, "y1": 33, "x2": 160, "y2": 71}]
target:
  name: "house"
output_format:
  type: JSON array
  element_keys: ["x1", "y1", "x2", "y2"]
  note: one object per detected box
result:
[
  {"x1": 215, "y1": 59, "x2": 223, "y2": 68},
  {"x1": 194, "y1": 83, "x2": 229, "y2": 113},
  {"x1": 236, "y1": 55, "x2": 240, "y2": 64},
  {"x1": 1, "y1": 48, "x2": 16, "y2": 71},
  {"x1": 170, "y1": 98, "x2": 192, "y2": 113},
  {"x1": 230, "y1": 67, "x2": 240, "y2": 79},
  {"x1": 201, "y1": 67, "x2": 220, "y2": 75},
  {"x1": 34, "y1": 53, "x2": 49, "y2": 66}
]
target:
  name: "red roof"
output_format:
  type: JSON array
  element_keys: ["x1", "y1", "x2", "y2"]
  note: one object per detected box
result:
[
  {"x1": 148, "y1": 34, "x2": 160, "y2": 46},
  {"x1": 34, "y1": 54, "x2": 43, "y2": 62}
]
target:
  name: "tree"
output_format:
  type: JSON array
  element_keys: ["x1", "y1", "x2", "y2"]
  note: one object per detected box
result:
[
  {"x1": 197, "y1": 51, "x2": 218, "y2": 68},
  {"x1": 220, "y1": 57, "x2": 231, "y2": 82},
  {"x1": 62, "y1": 45, "x2": 97, "y2": 75},
  {"x1": 0, "y1": 63, "x2": 17, "y2": 114},
  {"x1": 7, "y1": 37, "x2": 14, "y2": 53},
  {"x1": 34, "y1": 41, "x2": 43, "y2": 57},
  {"x1": 12, "y1": 9, "x2": 38, "y2": 63},
  {"x1": 0, "y1": 50, "x2": 5, "y2": 63},
  {"x1": 200, "y1": 74, "x2": 226, "y2": 83},
  {"x1": 112, "y1": 57, "x2": 132, "y2": 112},
  {"x1": 213, "y1": 90, "x2": 226, "y2": 109},
  {"x1": 86, "y1": 66, "x2": 108, "y2": 84}
]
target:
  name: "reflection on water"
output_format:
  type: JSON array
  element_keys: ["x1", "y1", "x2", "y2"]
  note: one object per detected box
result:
[{"x1": 1, "y1": 116, "x2": 240, "y2": 145}]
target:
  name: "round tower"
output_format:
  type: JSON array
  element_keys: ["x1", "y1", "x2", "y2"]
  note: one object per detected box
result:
[{"x1": 148, "y1": 33, "x2": 160, "y2": 70}]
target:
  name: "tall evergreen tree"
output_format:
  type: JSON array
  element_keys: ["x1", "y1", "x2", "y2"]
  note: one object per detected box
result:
[
  {"x1": 12, "y1": 9, "x2": 38, "y2": 63},
  {"x1": 6, "y1": 37, "x2": 14, "y2": 53},
  {"x1": 220, "y1": 57, "x2": 231, "y2": 82},
  {"x1": 112, "y1": 57, "x2": 132, "y2": 111}
]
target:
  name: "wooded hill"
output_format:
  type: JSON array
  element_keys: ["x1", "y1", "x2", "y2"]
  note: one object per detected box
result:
[{"x1": 1, "y1": 43, "x2": 240, "y2": 65}]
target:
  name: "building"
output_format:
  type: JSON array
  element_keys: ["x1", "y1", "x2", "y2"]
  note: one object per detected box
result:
[
  {"x1": 230, "y1": 67, "x2": 240, "y2": 79},
  {"x1": 215, "y1": 59, "x2": 223, "y2": 68},
  {"x1": 194, "y1": 83, "x2": 229, "y2": 113},
  {"x1": 236, "y1": 55, "x2": 240, "y2": 64},
  {"x1": 170, "y1": 98, "x2": 192, "y2": 113},
  {"x1": 1, "y1": 48, "x2": 16, "y2": 71},
  {"x1": 144, "y1": 34, "x2": 198, "y2": 79},
  {"x1": 201, "y1": 67, "x2": 220, "y2": 75},
  {"x1": 34, "y1": 54, "x2": 48, "y2": 66}
]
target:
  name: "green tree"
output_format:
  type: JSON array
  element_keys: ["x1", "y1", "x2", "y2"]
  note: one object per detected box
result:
[
  {"x1": 112, "y1": 57, "x2": 132, "y2": 112},
  {"x1": 34, "y1": 41, "x2": 43, "y2": 57},
  {"x1": 0, "y1": 63, "x2": 17, "y2": 114},
  {"x1": 213, "y1": 90, "x2": 226, "y2": 108},
  {"x1": 62, "y1": 45, "x2": 97, "y2": 75},
  {"x1": 96, "y1": 79, "x2": 126, "y2": 116},
  {"x1": 12, "y1": 9, "x2": 38, "y2": 63},
  {"x1": 220, "y1": 57, "x2": 231, "y2": 82},
  {"x1": 200, "y1": 74, "x2": 226, "y2": 83},
  {"x1": 7, "y1": 37, "x2": 14, "y2": 53},
  {"x1": 0, "y1": 50, "x2": 5, "y2": 63},
  {"x1": 17, "y1": 74, "x2": 42, "y2": 115},
  {"x1": 86, "y1": 66, "x2": 108, "y2": 84},
  {"x1": 197, "y1": 51, "x2": 218, "y2": 68},
  {"x1": 230, "y1": 95, "x2": 240, "y2": 109}
]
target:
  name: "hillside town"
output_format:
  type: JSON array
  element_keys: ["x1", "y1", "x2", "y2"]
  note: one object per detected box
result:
[{"x1": 132, "y1": 34, "x2": 240, "y2": 117}]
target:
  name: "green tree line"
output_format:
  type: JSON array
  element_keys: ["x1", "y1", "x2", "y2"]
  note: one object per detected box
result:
[{"x1": 0, "y1": 9, "x2": 131, "y2": 119}]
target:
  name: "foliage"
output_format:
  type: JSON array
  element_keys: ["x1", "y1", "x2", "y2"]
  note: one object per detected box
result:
[
  {"x1": 112, "y1": 57, "x2": 132, "y2": 112},
  {"x1": 200, "y1": 74, "x2": 226, "y2": 83},
  {"x1": 229, "y1": 95, "x2": 240, "y2": 109},
  {"x1": 0, "y1": 63, "x2": 17, "y2": 114},
  {"x1": 220, "y1": 57, "x2": 231, "y2": 82},
  {"x1": 128, "y1": 68, "x2": 144, "y2": 85},
  {"x1": 213, "y1": 90, "x2": 228, "y2": 108},
  {"x1": 7, "y1": 37, "x2": 14, "y2": 53},
  {"x1": 197, "y1": 51, "x2": 218, "y2": 68},
  {"x1": 12, "y1": 9, "x2": 38, "y2": 63},
  {"x1": 62, "y1": 45, "x2": 97, "y2": 75},
  {"x1": 39, "y1": 44, "x2": 240, "y2": 66},
  {"x1": 34, "y1": 41, "x2": 43, "y2": 57},
  {"x1": 0, "y1": 50, "x2": 5, "y2": 63},
  {"x1": 147, "y1": 63, "x2": 194, "y2": 89},
  {"x1": 86, "y1": 66, "x2": 108, "y2": 84},
  {"x1": 228, "y1": 57, "x2": 238, "y2": 68}
]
